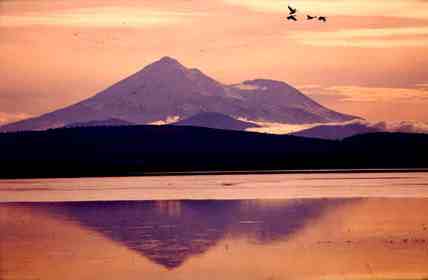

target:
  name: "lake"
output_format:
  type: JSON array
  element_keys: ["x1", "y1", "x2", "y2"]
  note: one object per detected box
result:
[{"x1": 1, "y1": 172, "x2": 428, "y2": 279}]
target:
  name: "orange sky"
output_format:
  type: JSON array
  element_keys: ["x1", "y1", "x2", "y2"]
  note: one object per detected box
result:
[{"x1": 0, "y1": 0, "x2": 427, "y2": 124}]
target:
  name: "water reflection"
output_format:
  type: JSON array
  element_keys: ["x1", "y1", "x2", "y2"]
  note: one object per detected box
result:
[
  {"x1": 22, "y1": 199, "x2": 350, "y2": 269},
  {"x1": 3, "y1": 198, "x2": 428, "y2": 280}
]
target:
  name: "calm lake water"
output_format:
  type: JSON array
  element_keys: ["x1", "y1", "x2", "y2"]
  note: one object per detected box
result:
[{"x1": 1, "y1": 172, "x2": 428, "y2": 280}]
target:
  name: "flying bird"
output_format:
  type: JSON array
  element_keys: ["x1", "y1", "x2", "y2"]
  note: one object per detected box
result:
[
  {"x1": 284, "y1": 5, "x2": 328, "y2": 24},
  {"x1": 287, "y1": 15, "x2": 297, "y2": 21}
]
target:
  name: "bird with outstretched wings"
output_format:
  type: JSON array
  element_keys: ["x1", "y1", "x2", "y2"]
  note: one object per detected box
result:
[
  {"x1": 285, "y1": 5, "x2": 327, "y2": 23},
  {"x1": 287, "y1": 15, "x2": 297, "y2": 21}
]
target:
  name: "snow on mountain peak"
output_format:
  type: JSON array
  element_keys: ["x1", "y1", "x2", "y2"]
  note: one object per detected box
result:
[{"x1": 0, "y1": 57, "x2": 359, "y2": 132}]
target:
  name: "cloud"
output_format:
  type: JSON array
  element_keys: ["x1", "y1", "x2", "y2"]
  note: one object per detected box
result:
[
  {"x1": 232, "y1": 83, "x2": 268, "y2": 91},
  {"x1": 0, "y1": 6, "x2": 205, "y2": 28},
  {"x1": 243, "y1": 120, "x2": 317, "y2": 134},
  {"x1": 289, "y1": 27, "x2": 428, "y2": 47},
  {"x1": 371, "y1": 120, "x2": 428, "y2": 133},
  {"x1": 416, "y1": 83, "x2": 428, "y2": 88},
  {"x1": 0, "y1": 112, "x2": 32, "y2": 125},
  {"x1": 225, "y1": 1, "x2": 428, "y2": 48},
  {"x1": 224, "y1": 0, "x2": 428, "y2": 19},
  {"x1": 148, "y1": 116, "x2": 180, "y2": 125},
  {"x1": 245, "y1": 118, "x2": 428, "y2": 135},
  {"x1": 303, "y1": 85, "x2": 428, "y2": 103},
  {"x1": 300, "y1": 85, "x2": 428, "y2": 122}
]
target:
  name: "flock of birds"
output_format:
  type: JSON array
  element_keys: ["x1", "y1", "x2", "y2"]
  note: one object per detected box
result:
[{"x1": 286, "y1": 5, "x2": 327, "y2": 22}]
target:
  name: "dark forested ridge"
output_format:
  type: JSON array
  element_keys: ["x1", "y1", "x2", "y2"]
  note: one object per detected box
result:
[{"x1": 1, "y1": 125, "x2": 427, "y2": 178}]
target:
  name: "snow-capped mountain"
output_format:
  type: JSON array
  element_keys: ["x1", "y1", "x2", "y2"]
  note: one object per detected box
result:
[{"x1": 0, "y1": 56, "x2": 358, "y2": 132}]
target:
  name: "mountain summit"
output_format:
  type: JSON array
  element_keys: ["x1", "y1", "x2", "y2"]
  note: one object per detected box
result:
[
  {"x1": 0, "y1": 57, "x2": 358, "y2": 132},
  {"x1": 172, "y1": 112, "x2": 260, "y2": 131}
]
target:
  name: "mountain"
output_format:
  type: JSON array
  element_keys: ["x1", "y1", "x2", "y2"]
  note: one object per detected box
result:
[
  {"x1": 291, "y1": 123, "x2": 381, "y2": 140},
  {"x1": 1, "y1": 125, "x2": 427, "y2": 178},
  {"x1": 229, "y1": 79, "x2": 358, "y2": 124},
  {"x1": 291, "y1": 120, "x2": 428, "y2": 140},
  {"x1": 171, "y1": 112, "x2": 260, "y2": 131},
  {"x1": 0, "y1": 57, "x2": 358, "y2": 132},
  {"x1": 65, "y1": 118, "x2": 135, "y2": 128}
]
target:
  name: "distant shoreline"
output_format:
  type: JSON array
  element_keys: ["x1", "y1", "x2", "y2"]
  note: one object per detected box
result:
[
  {"x1": 2, "y1": 171, "x2": 428, "y2": 203},
  {"x1": 139, "y1": 168, "x2": 428, "y2": 177},
  {"x1": 1, "y1": 168, "x2": 428, "y2": 181}
]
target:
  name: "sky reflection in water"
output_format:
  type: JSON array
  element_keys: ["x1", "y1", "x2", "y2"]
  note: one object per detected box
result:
[{"x1": 2, "y1": 198, "x2": 428, "y2": 280}]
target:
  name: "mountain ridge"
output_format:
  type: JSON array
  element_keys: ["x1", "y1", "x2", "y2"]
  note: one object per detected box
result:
[
  {"x1": 1, "y1": 125, "x2": 427, "y2": 178},
  {"x1": 171, "y1": 112, "x2": 260, "y2": 131},
  {"x1": 65, "y1": 118, "x2": 135, "y2": 128},
  {"x1": 0, "y1": 56, "x2": 358, "y2": 132},
  {"x1": 291, "y1": 123, "x2": 381, "y2": 140}
]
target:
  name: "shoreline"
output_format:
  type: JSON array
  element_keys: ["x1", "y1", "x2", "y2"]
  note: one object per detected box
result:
[
  {"x1": 1, "y1": 168, "x2": 428, "y2": 181},
  {"x1": 1, "y1": 171, "x2": 427, "y2": 203}
]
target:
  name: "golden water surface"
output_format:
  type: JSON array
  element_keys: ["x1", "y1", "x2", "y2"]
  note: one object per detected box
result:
[{"x1": 1, "y1": 173, "x2": 428, "y2": 280}]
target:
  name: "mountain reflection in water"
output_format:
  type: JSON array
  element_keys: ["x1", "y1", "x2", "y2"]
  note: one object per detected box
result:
[
  {"x1": 22, "y1": 199, "x2": 349, "y2": 269},
  {"x1": 3, "y1": 198, "x2": 428, "y2": 280}
]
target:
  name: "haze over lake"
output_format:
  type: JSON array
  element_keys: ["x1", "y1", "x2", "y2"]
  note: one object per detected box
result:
[{"x1": 1, "y1": 172, "x2": 428, "y2": 280}]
